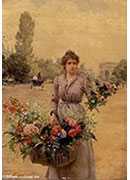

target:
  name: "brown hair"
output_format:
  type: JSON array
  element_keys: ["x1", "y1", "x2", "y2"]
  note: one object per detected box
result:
[{"x1": 61, "y1": 50, "x2": 80, "y2": 66}]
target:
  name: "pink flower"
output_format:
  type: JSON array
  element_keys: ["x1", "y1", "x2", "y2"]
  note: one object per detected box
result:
[
  {"x1": 64, "y1": 117, "x2": 77, "y2": 128},
  {"x1": 23, "y1": 124, "x2": 39, "y2": 136}
]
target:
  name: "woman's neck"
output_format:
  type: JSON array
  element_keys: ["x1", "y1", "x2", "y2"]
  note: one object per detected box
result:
[{"x1": 66, "y1": 72, "x2": 77, "y2": 81}]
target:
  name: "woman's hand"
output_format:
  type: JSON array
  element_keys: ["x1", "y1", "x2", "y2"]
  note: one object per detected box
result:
[{"x1": 49, "y1": 113, "x2": 59, "y2": 126}]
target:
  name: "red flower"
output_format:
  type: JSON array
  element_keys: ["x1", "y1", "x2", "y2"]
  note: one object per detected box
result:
[
  {"x1": 23, "y1": 137, "x2": 32, "y2": 145},
  {"x1": 3, "y1": 103, "x2": 8, "y2": 109},
  {"x1": 68, "y1": 129, "x2": 77, "y2": 138},
  {"x1": 75, "y1": 125, "x2": 81, "y2": 134},
  {"x1": 15, "y1": 125, "x2": 23, "y2": 134},
  {"x1": 68, "y1": 124, "x2": 82, "y2": 138},
  {"x1": 3, "y1": 102, "x2": 10, "y2": 112},
  {"x1": 8, "y1": 105, "x2": 17, "y2": 113},
  {"x1": 64, "y1": 117, "x2": 77, "y2": 128},
  {"x1": 51, "y1": 125, "x2": 61, "y2": 136}
]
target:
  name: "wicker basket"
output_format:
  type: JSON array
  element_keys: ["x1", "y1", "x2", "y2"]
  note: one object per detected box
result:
[
  {"x1": 30, "y1": 142, "x2": 80, "y2": 168},
  {"x1": 51, "y1": 143, "x2": 79, "y2": 168},
  {"x1": 30, "y1": 143, "x2": 49, "y2": 166}
]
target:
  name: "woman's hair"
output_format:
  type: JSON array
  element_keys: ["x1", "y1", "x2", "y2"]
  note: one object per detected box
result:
[{"x1": 61, "y1": 50, "x2": 80, "y2": 66}]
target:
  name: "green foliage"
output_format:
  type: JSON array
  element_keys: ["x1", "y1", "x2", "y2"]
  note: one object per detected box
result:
[
  {"x1": 85, "y1": 113, "x2": 97, "y2": 131},
  {"x1": 15, "y1": 11, "x2": 35, "y2": 61},
  {"x1": 37, "y1": 59, "x2": 62, "y2": 80},
  {"x1": 4, "y1": 97, "x2": 49, "y2": 159},
  {"x1": 31, "y1": 135, "x2": 41, "y2": 144},
  {"x1": 35, "y1": 60, "x2": 95, "y2": 82},
  {"x1": 20, "y1": 145, "x2": 32, "y2": 159},
  {"x1": 82, "y1": 113, "x2": 97, "y2": 141},
  {"x1": 112, "y1": 59, "x2": 127, "y2": 82},
  {"x1": 2, "y1": 11, "x2": 35, "y2": 83},
  {"x1": 8, "y1": 136, "x2": 16, "y2": 152},
  {"x1": 2, "y1": 54, "x2": 8, "y2": 78},
  {"x1": 6, "y1": 53, "x2": 31, "y2": 83}
]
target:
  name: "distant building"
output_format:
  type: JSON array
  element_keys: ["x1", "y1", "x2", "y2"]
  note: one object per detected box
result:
[{"x1": 99, "y1": 62, "x2": 118, "y2": 81}]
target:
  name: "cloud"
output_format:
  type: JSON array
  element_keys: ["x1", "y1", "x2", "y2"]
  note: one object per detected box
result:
[{"x1": 3, "y1": 0, "x2": 126, "y2": 71}]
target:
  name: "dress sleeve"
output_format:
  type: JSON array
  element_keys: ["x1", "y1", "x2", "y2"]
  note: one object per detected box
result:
[
  {"x1": 51, "y1": 76, "x2": 59, "y2": 115},
  {"x1": 83, "y1": 76, "x2": 93, "y2": 98}
]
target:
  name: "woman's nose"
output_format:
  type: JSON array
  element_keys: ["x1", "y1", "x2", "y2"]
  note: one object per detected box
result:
[{"x1": 70, "y1": 63, "x2": 74, "y2": 67}]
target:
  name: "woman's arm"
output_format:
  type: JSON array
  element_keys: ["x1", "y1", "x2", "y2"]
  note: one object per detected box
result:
[
  {"x1": 51, "y1": 76, "x2": 59, "y2": 116},
  {"x1": 82, "y1": 76, "x2": 93, "y2": 99}
]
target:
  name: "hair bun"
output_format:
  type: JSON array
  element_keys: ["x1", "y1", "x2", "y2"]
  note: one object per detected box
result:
[{"x1": 61, "y1": 50, "x2": 79, "y2": 66}]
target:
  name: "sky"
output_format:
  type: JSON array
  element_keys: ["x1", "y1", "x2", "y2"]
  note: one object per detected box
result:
[{"x1": 2, "y1": 0, "x2": 126, "y2": 72}]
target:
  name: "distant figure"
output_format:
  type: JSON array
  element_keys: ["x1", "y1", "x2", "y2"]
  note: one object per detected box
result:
[
  {"x1": 32, "y1": 75, "x2": 38, "y2": 86},
  {"x1": 37, "y1": 72, "x2": 42, "y2": 81},
  {"x1": 33, "y1": 75, "x2": 38, "y2": 81},
  {"x1": 31, "y1": 72, "x2": 44, "y2": 88}
]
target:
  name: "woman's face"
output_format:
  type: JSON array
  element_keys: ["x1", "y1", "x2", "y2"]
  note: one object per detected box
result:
[{"x1": 65, "y1": 59, "x2": 78, "y2": 75}]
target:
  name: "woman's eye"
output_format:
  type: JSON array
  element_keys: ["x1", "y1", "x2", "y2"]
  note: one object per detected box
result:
[{"x1": 67, "y1": 62, "x2": 77, "y2": 65}]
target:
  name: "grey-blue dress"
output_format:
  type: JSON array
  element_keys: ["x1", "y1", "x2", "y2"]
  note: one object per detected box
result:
[{"x1": 46, "y1": 72, "x2": 96, "y2": 180}]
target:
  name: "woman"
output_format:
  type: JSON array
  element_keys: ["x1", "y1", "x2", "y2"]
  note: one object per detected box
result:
[{"x1": 47, "y1": 50, "x2": 96, "y2": 180}]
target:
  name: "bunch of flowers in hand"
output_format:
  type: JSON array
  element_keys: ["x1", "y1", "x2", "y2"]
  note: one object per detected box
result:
[
  {"x1": 86, "y1": 90, "x2": 107, "y2": 111},
  {"x1": 3, "y1": 97, "x2": 44, "y2": 159}
]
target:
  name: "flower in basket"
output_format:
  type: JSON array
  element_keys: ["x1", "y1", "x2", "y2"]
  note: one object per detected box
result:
[
  {"x1": 65, "y1": 118, "x2": 81, "y2": 137},
  {"x1": 51, "y1": 125, "x2": 62, "y2": 136},
  {"x1": 64, "y1": 117, "x2": 77, "y2": 128}
]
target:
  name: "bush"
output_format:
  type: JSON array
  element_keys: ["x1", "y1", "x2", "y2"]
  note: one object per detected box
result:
[
  {"x1": 112, "y1": 59, "x2": 127, "y2": 83},
  {"x1": 38, "y1": 59, "x2": 62, "y2": 81}
]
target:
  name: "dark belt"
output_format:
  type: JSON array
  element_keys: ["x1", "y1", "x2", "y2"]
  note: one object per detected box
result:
[{"x1": 60, "y1": 99, "x2": 80, "y2": 104}]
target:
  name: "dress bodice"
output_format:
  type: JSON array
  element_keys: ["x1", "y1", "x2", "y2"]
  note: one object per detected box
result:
[{"x1": 51, "y1": 72, "x2": 91, "y2": 112}]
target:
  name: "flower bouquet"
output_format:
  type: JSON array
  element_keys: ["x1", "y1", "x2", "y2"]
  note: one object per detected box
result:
[
  {"x1": 3, "y1": 97, "x2": 44, "y2": 159},
  {"x1": 3, "y1": 97, "x2": 96, "y2": 167}
]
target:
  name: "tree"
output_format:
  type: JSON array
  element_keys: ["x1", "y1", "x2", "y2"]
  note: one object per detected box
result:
[
  {"x1": 79, "y1": 63, "x2": 95, "y2": 85},
  {"x1": 15, "y1": 11, "x2": 35, "y2": 61},
  {"x1": 7, "y1": 53, "x2": 31, "y2": 83},
  {"x1": 9, "y1": 11, "x2": 35, "y2": 82},
  {"x1": 2, "y1": 54, "x2": 8, "y2": 78}
]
